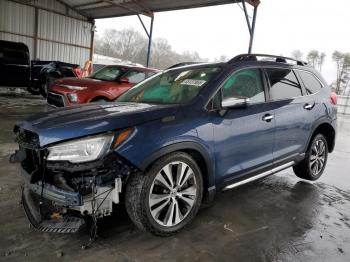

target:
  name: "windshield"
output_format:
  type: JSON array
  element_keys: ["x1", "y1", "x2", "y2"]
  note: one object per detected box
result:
[
  {"x1": 90, "y1": 66, "x2": 123, "y2": 81},
  {"x1": 117, "y1": 67, "x2": 221, "y2": 104}
]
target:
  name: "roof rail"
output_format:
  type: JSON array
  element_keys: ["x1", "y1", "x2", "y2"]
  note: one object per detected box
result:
[{"x1": 228, "y1": 54, "x2": 308, "y2": 66}]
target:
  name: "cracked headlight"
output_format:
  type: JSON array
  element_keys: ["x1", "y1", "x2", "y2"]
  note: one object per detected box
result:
[{"x1": 47, "y1": 134, "x2": 114, "y2": 163}]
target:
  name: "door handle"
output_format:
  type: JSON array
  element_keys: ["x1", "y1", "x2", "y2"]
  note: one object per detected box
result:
[
  {"x1": 262, "y1": 114, "x2": 274, "y2": 122},
  {"x1": 304, "y1": 103, "x2": 314, "y2": 110}
]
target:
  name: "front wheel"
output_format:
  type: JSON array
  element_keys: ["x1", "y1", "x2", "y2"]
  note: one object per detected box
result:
[
  {"x1": 125, "y1": 152, "x2": 203, "y2": 236},
  {"x1": 293, "y1": 134, "x2": 328, "y2": 181}
]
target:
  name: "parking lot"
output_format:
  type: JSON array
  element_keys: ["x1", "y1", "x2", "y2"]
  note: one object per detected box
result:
[{"x1": 0, "y1": 93, "x2": 349, "y2": 261}]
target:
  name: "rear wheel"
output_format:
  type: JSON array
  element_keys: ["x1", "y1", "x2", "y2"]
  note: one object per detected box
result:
[
  {"x1": 125, "y1": 152, "x2": 203, "y2": 236},
  {"x1": 27, "y1": 86, "x2": 41, "y2": 95},
  {"x1": 293, "y1": 134, "x2": 328, "y2": 181}
]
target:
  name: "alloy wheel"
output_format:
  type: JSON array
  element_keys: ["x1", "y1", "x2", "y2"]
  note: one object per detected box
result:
[
  {"x1": 148, "y1": 161, "x2": 198, "y2": 227},
  {"x1": 310, "y1": 139, "x2": 326, "y2": 176}
]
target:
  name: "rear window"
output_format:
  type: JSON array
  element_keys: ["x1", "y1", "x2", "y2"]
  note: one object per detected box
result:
[
  {"x1": 297, "y1": 70, "x2": 323, "y2": 94},
  {"x1": 266, "y1": 68, "x2": 302, "y2": 100}
]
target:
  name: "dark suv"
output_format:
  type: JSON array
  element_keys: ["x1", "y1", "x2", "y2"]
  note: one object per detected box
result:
[{"x1": 12, "y1": 54, "x2": 337, "y2": 236}]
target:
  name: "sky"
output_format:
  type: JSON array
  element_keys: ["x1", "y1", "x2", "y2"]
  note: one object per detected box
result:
[{"x1": 95, "y1": 0, "x2": 350, "y2": 84}]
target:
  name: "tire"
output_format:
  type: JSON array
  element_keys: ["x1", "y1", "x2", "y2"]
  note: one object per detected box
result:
[
  {"x1": 27, "y1": 86, "x2": 41, "y2": 95},
  {"x1": 125, "y1": 152, "x2": 203, "y2": 236},
  {"x1": 91, "y1": 98, "x2": 107, "y2": 103},
  {"x1": 293, "y1": 134, "x2": 328, "y2": 181},
  {"x1": 40, "y1": 76, "x2": 55, "y2": 98}
]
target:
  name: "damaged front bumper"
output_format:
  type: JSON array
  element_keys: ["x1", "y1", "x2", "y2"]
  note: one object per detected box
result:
[
  {"x1": 21, "y1": 185, "x2": 85, "y2": 233},
  {"x1": 21, "y1": 166, "x2": 82, "y2": 206},
  {"x1": 13, "y1": 148, "x2": 136, "y2": 234}
]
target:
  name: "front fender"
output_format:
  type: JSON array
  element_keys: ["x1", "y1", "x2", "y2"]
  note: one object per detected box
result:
[
  {"x1": 138, "y1": 140, "x2": 216, "y2": 203},
  {"x1": 139, "y1": 140, "x2": 214, "y2": 183}
]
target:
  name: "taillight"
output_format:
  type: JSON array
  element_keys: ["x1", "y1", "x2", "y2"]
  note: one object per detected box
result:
[{"x1": 330, "y1": 92, "x2": 337, "y2": 105}]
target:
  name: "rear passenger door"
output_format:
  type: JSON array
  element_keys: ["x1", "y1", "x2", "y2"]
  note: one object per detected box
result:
[
  {"x1": 295, "y1": 69, "x2": 327, "y2": 148},
  {"x1": 265, "y1": 67, "x2": 313, "y2": 164}
]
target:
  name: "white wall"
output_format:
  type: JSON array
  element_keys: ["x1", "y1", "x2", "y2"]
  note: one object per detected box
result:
[{"x1": 0, "y1": 0, "x2": 93, "y2": 66}]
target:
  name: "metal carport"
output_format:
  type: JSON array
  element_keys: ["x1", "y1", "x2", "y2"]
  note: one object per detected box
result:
[
  {"x1": 60, "y1": 0, "x2": 261, "y2": 66},
  {"x1": 1, "y1": 0, "x2": 260, "y2": 66}
]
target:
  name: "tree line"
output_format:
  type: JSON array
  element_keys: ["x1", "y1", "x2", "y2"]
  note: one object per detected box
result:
[
  {"x1": 291, "y1": 49, "x2": 350, "y2": 95},
  {"x1": 94, "y1": 28, "x2": 207, "y2": 69},
  {"x1": 94, "y1": 28, "x2": 349, "y2": 95}
]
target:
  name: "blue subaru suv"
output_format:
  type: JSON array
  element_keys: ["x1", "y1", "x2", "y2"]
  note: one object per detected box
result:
[{"x1": 12, "y1": 54, "x2": 337, "y2": 236}]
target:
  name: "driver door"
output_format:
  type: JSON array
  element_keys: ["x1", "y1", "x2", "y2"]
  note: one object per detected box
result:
[{"x1": 211, "y1": 67, "x2": 275, "y2": 185}]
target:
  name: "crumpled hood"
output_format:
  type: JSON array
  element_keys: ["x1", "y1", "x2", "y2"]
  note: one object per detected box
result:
[{"x1": 17, "y1": 102, "x2": 178, "y2": 147}]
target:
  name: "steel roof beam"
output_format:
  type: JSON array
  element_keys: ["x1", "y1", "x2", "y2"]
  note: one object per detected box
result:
[
  {"x1": 74, "y1": 1, "x2": 105, "y2": 8},
  {"x1": 240, "y1": 0, "x2": 258, "y2": 54},
  {"x1": 103, "y1": 0, "x2": 152, "y2": 17}
]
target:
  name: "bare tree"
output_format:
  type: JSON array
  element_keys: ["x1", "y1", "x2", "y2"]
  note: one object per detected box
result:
[
  {"x1": 307, "y1": 50, "x2": 319, "y2": 68},
  {"x1": 94, "y1": 28, "x2": 207, "y2": 69},
  {"x1": 291, "y1": 50, "x2": 303, "y2": 60},
  {"x1": 332, "y1": 51, "x2": 350, "y2": 94},
  {"x1": 318, "y1": 52, "x2": 326, "y2": 72},
  {"x1": 214, "y1": 55, "x2": 229, "y2": 62}
]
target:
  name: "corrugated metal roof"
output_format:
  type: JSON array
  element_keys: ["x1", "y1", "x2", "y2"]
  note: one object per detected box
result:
[{"x1": 62, "y1": 0, "x2": 260, "y2": 19}]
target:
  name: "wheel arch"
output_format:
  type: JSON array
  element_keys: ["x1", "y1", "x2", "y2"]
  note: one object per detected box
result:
[
  {"x1": 89, "y1": 96, "x2": 110, "y2": 102},
  {"x1": 308, "y1": 122, "x2": 336, "y2": 153},
  {"x1": 139, "y1": 142, "x2": 216, "y2": 202}
]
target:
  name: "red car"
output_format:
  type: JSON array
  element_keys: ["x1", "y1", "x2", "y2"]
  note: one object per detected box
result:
[{"x1": 47, "y1": 65, "x2": 159, "y2": 107}]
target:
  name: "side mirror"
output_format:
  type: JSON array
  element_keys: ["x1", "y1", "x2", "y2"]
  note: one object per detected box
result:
[
  {"x1": 119, "y1": 77, "x2": 130, "y2": 83},
  {"x1": 221, "y1": 97, "x2": 250, "y2": 109}
]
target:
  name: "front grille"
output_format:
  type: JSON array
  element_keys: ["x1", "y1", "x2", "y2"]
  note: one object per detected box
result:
[{"x1": 47, "y1": 92, "x2": 65, "y2": 107}]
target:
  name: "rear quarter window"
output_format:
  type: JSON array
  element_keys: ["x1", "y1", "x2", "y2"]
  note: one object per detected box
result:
[{"x1": 297, "y1": 70, "x2": 323, "y2": 94}]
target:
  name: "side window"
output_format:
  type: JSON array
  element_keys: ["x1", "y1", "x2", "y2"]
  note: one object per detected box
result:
[
  {"x1": 222, "y1": 68, "x2": 265, "y2": 104},
  {"x1": 125, "y1": 71, "x2": 146, "y2": 84},
  {"x1": 297, "y1": 70, "x2": 323, "y2": 94},
  {"x1": 266, "y1": 68, "x2": 302, "y2": 100}
]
